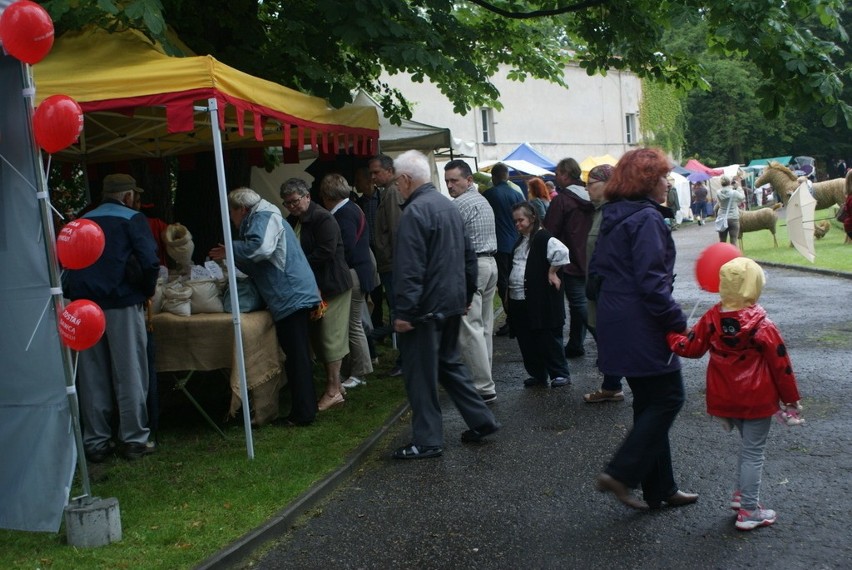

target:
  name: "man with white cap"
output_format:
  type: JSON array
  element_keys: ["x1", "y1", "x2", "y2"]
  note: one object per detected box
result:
[{"x1": 63, "y1": 173, "x2": 160, "y2": 462}]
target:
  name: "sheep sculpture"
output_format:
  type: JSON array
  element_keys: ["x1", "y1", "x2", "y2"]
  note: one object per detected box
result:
[{"x1": 737, "y1": 204, "x2": 781, "y2": 250}]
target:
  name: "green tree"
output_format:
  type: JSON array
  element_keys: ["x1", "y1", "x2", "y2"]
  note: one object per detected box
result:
[{"x1": 40, "y1": 0, "x2": 851, "y2": 127}]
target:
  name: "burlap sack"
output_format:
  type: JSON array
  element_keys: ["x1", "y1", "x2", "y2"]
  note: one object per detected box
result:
[
  {"x1": 164, "y1": 224, "x2": 195, "y2": 276},
  {"x1": 161, "y1": 280, "x2": 192, "y2": 317},
  {"x1": 187, "y1": 279, "x2": 225, "y2": 314}
]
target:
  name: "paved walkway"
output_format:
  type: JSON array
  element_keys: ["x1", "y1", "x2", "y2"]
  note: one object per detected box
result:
[{"x1": 204, "y1": 222, "x2": 852, "y2": 569}]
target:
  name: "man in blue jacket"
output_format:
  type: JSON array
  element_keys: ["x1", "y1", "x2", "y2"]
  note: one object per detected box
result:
[
  {"x1": 63, "y1": 174, "x2": 160, "y2": 462},
  {"x1": 391, "y1": 151, "x2": 499, "y2": 459},
  {"x1": 209, "y1": 187, "x2": 321, "y2": 427}
]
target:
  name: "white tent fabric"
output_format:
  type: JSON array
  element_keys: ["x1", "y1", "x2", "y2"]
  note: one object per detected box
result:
[
  {"x1": 479, "y1": 159, "x2": 554, "y2": 176},
  {"x1": 668, "y1": 171, "x2": 693, "y2": 221},
  {"x1": 0, "y1": 56, "x2": 76, "y2": 532},
  {"x1": 352, "y1": 90, "x2": 451, "y2": 153}
]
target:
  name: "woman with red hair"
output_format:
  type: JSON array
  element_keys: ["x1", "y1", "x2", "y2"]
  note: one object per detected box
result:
[
  {"x1": 589, "y1": 147, "x2": 697, "y2": 511},
  {"x1": 526, "y1": 177, "x2": 551, "y2": 221}
]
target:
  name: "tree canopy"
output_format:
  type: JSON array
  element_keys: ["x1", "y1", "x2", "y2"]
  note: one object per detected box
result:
[{"x1": 40, "y1": 0, "x2": 851, "y2": 127}]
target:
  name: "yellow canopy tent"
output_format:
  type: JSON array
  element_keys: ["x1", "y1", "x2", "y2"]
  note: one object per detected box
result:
[
  {"x1": 33, "y1": 27, "x2": 379, "y2": 163},
  {"x1": 579, "y1": 154, "x2": 618, "y2": 181},
  {"x1": 32, "y1": 28, "x2": 380, "y2": 459}
]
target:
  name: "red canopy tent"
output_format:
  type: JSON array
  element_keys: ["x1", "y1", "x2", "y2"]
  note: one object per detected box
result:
[{"x1": 683, "y1": 159, "x2": 724, "y2": 176}]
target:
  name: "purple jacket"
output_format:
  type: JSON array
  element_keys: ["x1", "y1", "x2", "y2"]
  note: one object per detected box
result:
[{"x1": 589, "y1": 198, "x2": 686, "y2": 377}]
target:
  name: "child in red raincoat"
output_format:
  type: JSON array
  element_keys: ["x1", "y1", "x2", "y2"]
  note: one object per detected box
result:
[{"x1": 667, "y1": 257, "x2": 802, "y2": 531}]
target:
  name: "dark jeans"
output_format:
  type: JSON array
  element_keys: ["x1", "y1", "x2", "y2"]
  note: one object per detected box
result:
[
  {"x1": 494, "y1": 252, "x2": 512, "y2": 307},
  {"x1": 274, "y1": 308, "x2": 317, "y2": 424},
  {"x1": 563, "y1": 275, "x2": 588, "y2": 354},
  {"x1": 605, "y1": 370, "x2": 685, "y2": 502},
  {"x1": 380, "y1": 271, "x2": 402, "y2": 367},
  {"x1": 587, "y1": 325, "x2": 623, "y2": 391},
  {"x1": 508, "y1": 298, "x2": 570, "y2": 382}
]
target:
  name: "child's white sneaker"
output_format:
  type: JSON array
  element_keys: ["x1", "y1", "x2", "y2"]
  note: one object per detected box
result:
[{"x1": 735, "y1": 507, "x2": 776, "y2": 530}]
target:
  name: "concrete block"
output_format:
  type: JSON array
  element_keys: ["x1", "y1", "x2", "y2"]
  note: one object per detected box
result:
[{"x1": 64, "y1": 496, "x2": 122, "y2": 548}]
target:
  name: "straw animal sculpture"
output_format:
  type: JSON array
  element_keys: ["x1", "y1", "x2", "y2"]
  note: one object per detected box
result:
[
  {"x1": 755, "y1": 162, "x2": 848, "y2": 210},
  {"x1": 737, "y1": 204, "x2": 781, "y2": 249}
]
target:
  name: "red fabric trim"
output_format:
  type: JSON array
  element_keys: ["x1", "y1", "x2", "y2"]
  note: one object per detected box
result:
[{"x1": 79, "y1": 88, "x2": 379, "y2": 141}]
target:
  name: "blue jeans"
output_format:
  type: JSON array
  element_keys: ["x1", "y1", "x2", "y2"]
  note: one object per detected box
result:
[
  {"x1": 606, "y1": 370, "x2": 685, "y2": 502},
  {"x1": 563, "y1": 275, "x2": 588, "y2": 354},
  {"x1": 731, "y1": 417, "x2": 772, "y2": 510}
]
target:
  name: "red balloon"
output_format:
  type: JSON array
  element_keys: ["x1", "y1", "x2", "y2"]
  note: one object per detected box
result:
[
  {"x1": 57, "y1": 219, "x2": 105, "y2": 269},
  {"x1": 695, "y1": 242, "x2": 742, "y2": 293},
  {"x1": 0, "y1": 0, "x2": 55, "y2": 64},
  {"x1": 59, "y1": 300, "x2": 106, "y2": 351},
  {"x1": 33, "y1": 94, "x2": 83, "y2": 154}
]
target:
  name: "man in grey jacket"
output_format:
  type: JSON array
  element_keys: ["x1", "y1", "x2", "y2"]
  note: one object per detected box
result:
[{"x1": 391, "y1": 151, "x2": 499, "y2": 459}]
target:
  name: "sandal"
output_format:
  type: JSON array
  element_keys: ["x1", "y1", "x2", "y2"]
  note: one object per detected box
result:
[
  {"x1": 391, "y1": 443, "x2": 443, "y2": 460},
  {"x1": 583, "y1": 389, "x2": 625, "y2": 403},
  {"x1": 317, "y1": 392, "x2": 344, "y2": 411}
]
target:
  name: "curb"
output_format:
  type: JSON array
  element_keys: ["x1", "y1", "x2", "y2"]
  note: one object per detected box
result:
[
  {"x1": 757, "y1": 260, "x2": 852, "y2": 280},
  {"x1": 195, "y1": 402, "x2": 411, "y2": 570}
]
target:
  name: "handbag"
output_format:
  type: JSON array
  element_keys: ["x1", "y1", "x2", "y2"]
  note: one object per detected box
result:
[
  {"x1": 223, "y1": 277, "x2": 265, "y2": 313},
  {"x1": 836, "y1": 204, "x2": 848, "y2": 223}
]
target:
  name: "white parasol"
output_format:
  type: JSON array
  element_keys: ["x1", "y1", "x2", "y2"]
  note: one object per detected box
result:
[{"x1": 786, "y1": 181, "x2": 817, "y2": 262}]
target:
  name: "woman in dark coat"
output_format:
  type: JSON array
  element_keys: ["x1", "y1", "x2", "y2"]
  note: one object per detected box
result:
[
  {"x1": 281, "y1": 178, "x2": 352, "y2": 412},
  {"x1": 320, "y1": 174, "x2": 375, "y2": 388},
  {"x1": 589, "y1": 147, "x2": 697, "y2": 510},
  {"x1": 506, "y1": 202, "x2": 572, "y2": 388}
]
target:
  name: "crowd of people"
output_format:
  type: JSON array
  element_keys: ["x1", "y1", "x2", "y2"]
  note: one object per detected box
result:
[{"x1": 64, "y1": 148, "x2": 803, "y2": 531}]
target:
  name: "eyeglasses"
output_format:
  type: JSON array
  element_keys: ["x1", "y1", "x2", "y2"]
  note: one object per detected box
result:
[{"x1": 283, "y1": 195, "x2": 305, "y2": 208}]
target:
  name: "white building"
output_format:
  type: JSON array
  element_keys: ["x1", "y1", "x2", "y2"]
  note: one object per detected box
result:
[{"x1": 382, "y1": 63, "x2": 643, "y2": 166}]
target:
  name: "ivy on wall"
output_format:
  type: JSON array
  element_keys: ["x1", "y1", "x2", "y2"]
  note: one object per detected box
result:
[{"x1": 639, "y1": 79, "x2": 685, "y2": 157}]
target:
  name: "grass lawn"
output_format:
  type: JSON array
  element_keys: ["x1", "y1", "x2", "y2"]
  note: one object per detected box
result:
[
  {"x1": 718, "y1": 207, "x2": 850, "y2": 273},
  {"x1": 0, "y1": 343, "x2": 408, "y2": 569}
]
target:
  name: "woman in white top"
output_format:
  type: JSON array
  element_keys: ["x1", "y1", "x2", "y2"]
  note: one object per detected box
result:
[
  {"x1": 506, "y1": 202, "x2": 572, "y2": 388},
  {"x1": 716, "y1": 176, "x2": 746, "y2": 245}
]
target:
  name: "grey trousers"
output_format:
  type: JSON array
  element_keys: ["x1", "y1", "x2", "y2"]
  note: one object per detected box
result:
[
  {"x1": 398, "y1": 315, "x2": 497, "y2": 448},
  {"x1": 342, "y1": 269, "x2": 374, "y2": 379},
  {"x1": 77, "y1": 304, "x2": 150, "y2": 451},
  {"x1": 731, "y1": 416, "x2": 772, "y2": 510}
]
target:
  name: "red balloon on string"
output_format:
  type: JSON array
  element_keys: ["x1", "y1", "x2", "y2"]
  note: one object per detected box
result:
[
  {"x1": 695, "y1": 242, "x2": 741, "y2": 293},
  {"x1": 0, "y1": 0, "x2": 55, "y2": 64},
  {"x1": 33, "y1": 94, "x2": 83, "y2": 154},
  {"x1": 56, "y1": 219, "x2": 105, "y2": 269},
  {"x1": 59, "y1": 300, "x2": 106, "y2": 351}
]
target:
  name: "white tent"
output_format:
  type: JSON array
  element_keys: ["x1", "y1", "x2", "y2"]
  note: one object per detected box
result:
[{"x1": 479, "y1": 159, "x2": 554, "y2": 177}]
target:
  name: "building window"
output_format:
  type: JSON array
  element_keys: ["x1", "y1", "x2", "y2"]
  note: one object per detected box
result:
[
  {"x1": 480, "y1": 107, "x2": 495, "y2": 144},
  {"x1": 625, "y1": 113, "x2": 637, "y2": 145}
]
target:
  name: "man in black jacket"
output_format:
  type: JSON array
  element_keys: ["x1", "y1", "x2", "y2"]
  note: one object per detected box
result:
[{"x1": 391, "y1": 151, "x2": 499, "y2": 459}]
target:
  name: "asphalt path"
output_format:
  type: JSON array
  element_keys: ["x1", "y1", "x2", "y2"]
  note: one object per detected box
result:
[{"x1": 212, "y1": 221, "x2": 852, "y2": 570}]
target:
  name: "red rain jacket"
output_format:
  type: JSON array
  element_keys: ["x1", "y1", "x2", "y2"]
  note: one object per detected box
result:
[{"x1": 667, "y1": 304, "x2": 800, "y2": 419}]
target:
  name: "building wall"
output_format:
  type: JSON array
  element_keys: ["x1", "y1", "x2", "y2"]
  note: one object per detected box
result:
[{"x1": 382, "y1": 63, "x2": 643, "y2": 165}]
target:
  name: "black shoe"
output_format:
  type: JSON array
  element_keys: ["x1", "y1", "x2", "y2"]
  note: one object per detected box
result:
[
  {"x1": 523, "y1": 377, "x2": 547, "y2": 388},
  {"x1": 461, "y1": 423, "x2": 501, "y2": 443},
  {"x1": 564, "y1": 346, "x2": 586, "y2": 358},
  {"x1": 85, "y1": 445, "x2": 114, "y2": 464},
  {"x1": 122, "y1": 441, "x2": 157, "y2": 460},
  {"x1": 392, "y1": 443, "x2": 443, "y2": 460},
  {"x1": 495, "y1": 323, "x2": 510, "y2": 337},
  {"x1": 280, "y1": 416, "x2": 313, "y2": 427},
  {"x1": 389, "y1": 365, "x2": 403, "y2": 377},
  {"x1": 480, "y1": 392, "x2": 497, "y2": 405}
]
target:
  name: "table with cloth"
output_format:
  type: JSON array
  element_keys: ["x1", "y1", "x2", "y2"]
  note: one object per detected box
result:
[{"x1": 151, "y1": 311, "x2": 285, "y2": 426}]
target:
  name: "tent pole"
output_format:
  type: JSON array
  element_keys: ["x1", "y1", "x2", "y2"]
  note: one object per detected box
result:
[
  {"x1": 22, "y1": 64, "x2": 94, "y2": 500},
  {"x1": 205, "y1": 98, "x2": 255, "y2": 459}
]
